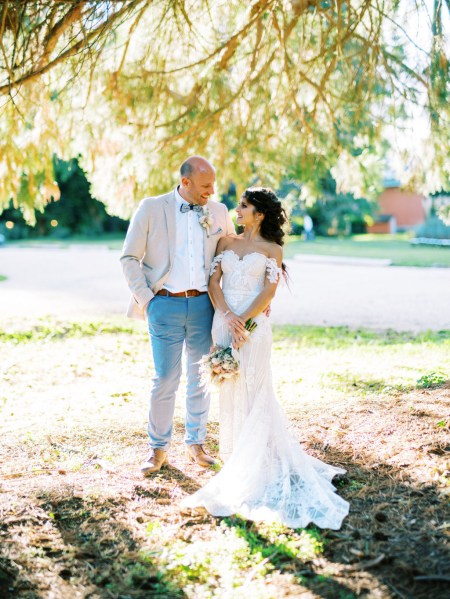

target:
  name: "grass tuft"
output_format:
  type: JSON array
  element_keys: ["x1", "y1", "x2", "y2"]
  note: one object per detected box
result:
[
  {"x1": 0, "y1": 319, "x2": 141, "y2": 343},
  {"x1": 416, "y1": 371, "x2": 448, "y2": 388}
]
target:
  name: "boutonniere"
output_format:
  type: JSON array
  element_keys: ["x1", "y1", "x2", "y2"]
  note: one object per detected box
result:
[{"x1": 198, "y1": 207, "x2": 214, "y2": 237}]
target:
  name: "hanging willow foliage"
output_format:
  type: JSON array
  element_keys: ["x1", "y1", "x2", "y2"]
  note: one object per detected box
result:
[{"x1": 0, "y1": 0, "x2": 448, "y2": 220}]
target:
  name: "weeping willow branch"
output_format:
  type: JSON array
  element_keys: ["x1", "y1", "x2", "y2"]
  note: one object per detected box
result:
[
  {"x1": 0, "y1": 0, "x2": 448, "y2": 216},
  {"x1": 0, "y1": 0, "x2": 145, "y2": 94}
]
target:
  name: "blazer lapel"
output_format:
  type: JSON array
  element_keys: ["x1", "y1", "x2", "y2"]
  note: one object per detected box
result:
[
  {"x1": 203, "y1": 202, "x2": 212, "y2": 269},
  {"x1": 203, "y1": 201, "x2": 218, "y2": 272},
  {"x1": 164, "y1": 191, "x2": 177, "y2": 266}
]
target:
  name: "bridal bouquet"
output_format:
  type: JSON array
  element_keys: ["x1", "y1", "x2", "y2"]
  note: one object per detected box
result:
[
  {"x1": 200, "y1": 318, "x2": 257, "y2": 386},
  {"x1": 200, "y1": 345, "x2": 239, "y2": 386}
]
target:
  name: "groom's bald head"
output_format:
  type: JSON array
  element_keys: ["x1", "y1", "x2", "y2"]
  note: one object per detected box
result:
[
  {"x1": 179, "y1": 156, "x2": 216, "y2": 206},
  {"x1": 180, "y1": 156, "x2": 215, "y2": 178}
]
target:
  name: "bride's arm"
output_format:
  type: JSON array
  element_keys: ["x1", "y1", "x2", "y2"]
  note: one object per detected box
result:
[
  {"x1": 208, "y1": 239, "x2": 247, "y2": 337},
  {"x1": 240, "y1": 245, "x2": 283, "y2": 321}
]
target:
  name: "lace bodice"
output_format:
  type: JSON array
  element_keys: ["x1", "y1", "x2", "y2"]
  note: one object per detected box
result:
[{"x1": 210, "y1": 250, "x2": 281, "y2": 298}]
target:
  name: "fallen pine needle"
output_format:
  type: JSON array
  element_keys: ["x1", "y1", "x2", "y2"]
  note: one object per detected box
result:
[
  {"x1": 344, "y1": 553, "x2": 385, "y2": 572},
  {"x1": 414, "y1": 575, "x2": 450, "y2": 583}
]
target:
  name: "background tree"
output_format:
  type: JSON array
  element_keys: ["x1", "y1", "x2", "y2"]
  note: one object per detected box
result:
[
  {"x1": 0, "y1": 157, "x2": 129, "y2": 238},
  {"x1": 0, "y1": 0, "x2": 449, "y2": 221}
]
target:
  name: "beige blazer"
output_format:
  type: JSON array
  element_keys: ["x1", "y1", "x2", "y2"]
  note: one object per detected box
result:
[{"x1": 120, "y1": 189, "x2": 235, "y2": 319}]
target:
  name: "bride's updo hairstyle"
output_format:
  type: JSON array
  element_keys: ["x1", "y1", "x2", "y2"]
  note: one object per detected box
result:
[
  {"x1": 242, "y1": 187, "x2": 288, "y2": 247},
  {"x1": 242, "y1": 187, "x2": 289, "y2": 278}
]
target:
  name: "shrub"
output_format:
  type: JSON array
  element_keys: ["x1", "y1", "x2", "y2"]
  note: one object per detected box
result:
[{"x1": 415, "y1": 216, "x2": 450, "y2": 240}]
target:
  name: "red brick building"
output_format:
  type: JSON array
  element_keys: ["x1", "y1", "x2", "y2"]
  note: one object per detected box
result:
[{"x1": 368, "y1": 178, "x2": 430, "y2": 233}]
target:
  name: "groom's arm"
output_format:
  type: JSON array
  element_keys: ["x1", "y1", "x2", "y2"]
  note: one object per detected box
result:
[
  {"x1": 223, "y1": 204, "x2": 236, "y2": 236},
  {"x1": 120, "y1": 199, "x2": 155, "y2": 310}
]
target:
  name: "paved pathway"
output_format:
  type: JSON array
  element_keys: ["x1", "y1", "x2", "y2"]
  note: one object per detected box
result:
[{"x1": 0, "y1": 246, "x2": 449, "y2": 331}]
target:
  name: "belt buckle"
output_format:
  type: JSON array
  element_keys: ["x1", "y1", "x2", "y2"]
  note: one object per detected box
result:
[{"x1": 185, "y1": 290, "x2": 189, "y2": 298}]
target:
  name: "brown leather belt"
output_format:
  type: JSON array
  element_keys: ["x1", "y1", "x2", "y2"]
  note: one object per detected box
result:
[{"x1": 156, "y1": 289, "x2": 208, "y2": 298}]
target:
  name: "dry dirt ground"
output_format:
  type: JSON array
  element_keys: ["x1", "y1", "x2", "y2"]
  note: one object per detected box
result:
[{"x1": 0, "y1": 321, "x2": 449, "y2": 598}]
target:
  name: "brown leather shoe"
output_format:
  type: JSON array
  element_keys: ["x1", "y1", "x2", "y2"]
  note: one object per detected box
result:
[
  {"x1": 140, "y1": 449, "x2": 168, "y2": 476},
  {"x1": 187, "y1": 444, "x2": 218, "y2": 468}
]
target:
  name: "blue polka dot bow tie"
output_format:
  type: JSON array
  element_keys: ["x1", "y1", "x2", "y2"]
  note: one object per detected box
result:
[{"x1": 180, "y1": 203, "x2": 203, "y2": 213}]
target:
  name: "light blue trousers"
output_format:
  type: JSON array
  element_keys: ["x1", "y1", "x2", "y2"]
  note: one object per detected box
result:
[{"x1": 146, "y1": 293, "x2": 214, "y2": 449}]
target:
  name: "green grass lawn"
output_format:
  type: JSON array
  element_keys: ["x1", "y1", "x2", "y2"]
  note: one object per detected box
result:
[
  {"x1": 285, "y1": 234, "x2": 450, "y2": 267},
  {"x1": 8, "y1": 232, "x2": 126, "y2": 250}
]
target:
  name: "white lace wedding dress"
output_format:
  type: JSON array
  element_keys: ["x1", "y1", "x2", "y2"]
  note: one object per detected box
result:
[{"x1": 181, "y1": 249, "x2": 349, "y2": 529}]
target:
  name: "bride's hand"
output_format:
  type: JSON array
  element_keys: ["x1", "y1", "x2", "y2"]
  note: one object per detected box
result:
[
  {"x1": 231, "y1": 330, "x2": 247, "y2": 350},
  {"x1": 224, "y1": 311, "x2": 247, "y2": 335}
]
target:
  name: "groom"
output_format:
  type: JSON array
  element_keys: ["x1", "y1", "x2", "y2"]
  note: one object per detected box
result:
[{"x1": 120, "y1": 156, "x2": 235, "y2": 475}]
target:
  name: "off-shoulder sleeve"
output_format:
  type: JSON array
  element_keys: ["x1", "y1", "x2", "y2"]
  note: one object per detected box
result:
[
  {"x1": 210, "y1": 253, "x2": 224, "y2": 276},
  {"x1": 266, "y1": 257, "x2": 282, "y2": 283}
]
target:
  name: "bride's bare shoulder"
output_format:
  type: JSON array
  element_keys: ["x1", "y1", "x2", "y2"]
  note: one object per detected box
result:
[
  {"x1": 265, "y1": 242, "x2": 283, "y2": 261},
  {"x1": 218, "y1": 234, "x2": 240, "y2": 249},
  {"x1": 216, "y1": 235, "x2": 239, "y2": 253}
]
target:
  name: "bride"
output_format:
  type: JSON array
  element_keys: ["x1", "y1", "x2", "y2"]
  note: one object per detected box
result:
[{"x1": 182, "y1": 187, "x2": 349, "y2": 529}]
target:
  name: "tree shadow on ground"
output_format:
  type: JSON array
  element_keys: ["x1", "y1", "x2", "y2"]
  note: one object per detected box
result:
[
  {"x1": 176, "y1": 440, "x2": 449, "y2": 599},
  {"x1": 222, "y1": 515, "x2": 359, "y2": 599},
  {"x1": 1, "y1": 407, "x2": 448, "y2": 599},
  {"x1": 41, "y1": 493, "x2": 186, "y2": 598},
  {"x1": 0, "y1": 556, "x2": 26, "y2": 597},
  {"x1": 1, "y1": 448, "x2": 448, "y2": 599},
  {"x1": 248, "y1": 443, "x2": 448, "y2": 599},
  {"x1": 0, "y1": 468, "x2": 200, "y2": 599},
  {"x1": 135, "y1": 463, "x2": 203, "y2": 495},
  {"x1": 331, "y1": 449, "x2": 450, "y2": 599},
  {"x1": 0, "y1": 488, "x2": 187, "y2": 598}
]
